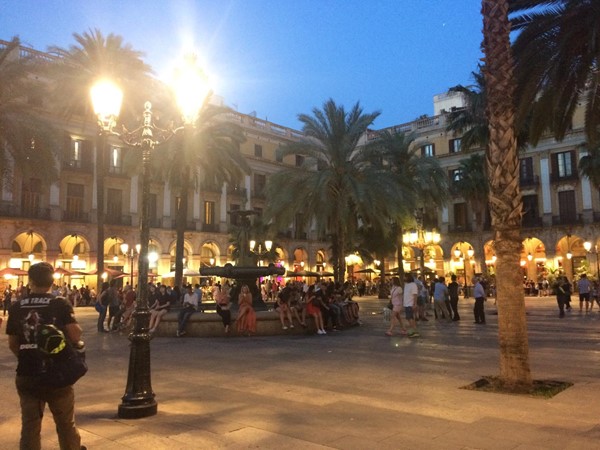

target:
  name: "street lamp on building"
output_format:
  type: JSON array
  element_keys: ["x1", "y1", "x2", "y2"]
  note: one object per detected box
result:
[{"x1": 91, "y1": 55, "x2": 208, "y2": 419}]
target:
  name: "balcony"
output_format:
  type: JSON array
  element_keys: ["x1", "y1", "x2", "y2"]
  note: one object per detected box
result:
[
  {"x1": 522, "y1": 216, "x2": 543, "y2": 228},
  {"x1": 62, "y1": 210, "x2": 90, "y2": 223},
  {"x1": 550, "y1": 172, "x2": 579, "y2": 183},
  {"x1": 202, "y1": 223, "x2": 219, "y2": 232},
  {"x1": 62, "y1": 160, "x2": 93, "y2": 172},
  {"x1": 447, "y1": 224, "x2": 473, "y2": 233},
  {"x1": 520, "y1": 175, "x2": 540, "y2": 188},
  {"x1": 230, "y1": 187, "x2": 247, "y2": 198},
  {"x1": 552, "y1": 214, "x2": 583, "y2": 226},
  {"x1": 0, "y1": 203, "x2": 51, "y2": 220},
  {"x1": 105, "y1": 215, "x2": 132, "y2": 226}
]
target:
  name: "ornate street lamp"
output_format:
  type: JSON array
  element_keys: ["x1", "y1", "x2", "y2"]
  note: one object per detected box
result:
[
  {"x1": 120, "y1": 243, "x2": 141, "y2": 287},
  {"x1": 249, "y1": 239, "x2": 273, "y2": 264},
  {"x1": 402, "y1": 225, "x2": 441, "y2": 277},
  {"x1": 91, "y1": 56, "x2": 208, "y2": 419}
]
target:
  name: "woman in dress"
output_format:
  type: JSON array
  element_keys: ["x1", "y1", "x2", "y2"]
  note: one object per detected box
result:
[
  {"x1": 236, "y1": 284, "x2": 256, "y2": 335},
  {"x1": 306, "y1": 285, "x2": 326, "y2": 335}
]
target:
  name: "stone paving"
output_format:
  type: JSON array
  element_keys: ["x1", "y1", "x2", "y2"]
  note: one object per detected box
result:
[{"x1": 1, "y1": 295, "x2": 599, "y2": 449}]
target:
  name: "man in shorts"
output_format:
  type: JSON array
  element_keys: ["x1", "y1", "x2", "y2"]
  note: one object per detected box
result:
[
  {"x1": 577, "y1": 273, "x2": 592, "y2": 313},
  {"x1": 403, "y1": 273, "x2": 420, "y2": 337}
]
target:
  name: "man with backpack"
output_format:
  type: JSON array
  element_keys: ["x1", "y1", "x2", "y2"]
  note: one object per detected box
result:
[{"x1": 6, "y1": 262, "x2": 86, "y2": 450}]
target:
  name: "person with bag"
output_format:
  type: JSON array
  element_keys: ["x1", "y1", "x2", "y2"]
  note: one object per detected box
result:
[
  {"x1": 6, "y1": 261, "x2": 86, "y2": 450},
  {"x1": 386, "y1": 277, "x2": 406, "y2": 336},
  {"x1": 96, "y1": 281, "x2": 110, "y2": 332}
]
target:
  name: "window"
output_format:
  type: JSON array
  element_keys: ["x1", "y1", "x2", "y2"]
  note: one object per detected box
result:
[
  {"x1": 453, "y1": 202, "x2": 468, "y2": 231},
  {"x1": 204, "y1": 201, "x2": 215, "y2": 225},
  {"x1": 295, "y1": 155, "x2": 305, "y2": 167},
  {"x1": 558, "y1": 190, "x2": 577, "y2": 223},
  {"x1": 21, "y1": 178, "x2": 41, "y2": 216},
  {"x1": 449, "y1": 138, "x2": 462, "y2": 153},
  {"x1": 449, "y1": 168, "x2": 463, "y2": 183},
  {"x1": 148, "y1": 193, "x2": 158, "y2": 226},
  {"x1": 295, "y1": 213, "x2": 306, "y2": 239},
  {"x1": 520, "y1": 157, "x2": 534, "y2": 181},
  {"x1": 66, "y1": 183, "x2": 84, "y2": 221},
  {"x1": 230, "y1": 204, "x2": 241, "y2": 226},
  {"x1": 275, "y1": 147, "x2": 284, "y2": 163},
  {"x1": 254, "y1": 144, "x2": 263, "y2": 158},
  {"x1": 68, "y1": 140, "x2": 83, "y2": 168},
  {"x1": 254, "y1": 173, "x2": 266, "y2": 196},
  {"x1": 106, "y1": 188, "x2": 123, "y2": 223},
  {"x1": 108, "y1": 146, "x2": 123, "y2": 174},
  {"x1": 421, "y1": 143, "x2": 435, "y2": 157},
  {"x1": 522, "y1": 195, "x2": 539, "y2": 227},
  {"x1": 551, "y1": 151, "x2": 575, "y2": 179}
]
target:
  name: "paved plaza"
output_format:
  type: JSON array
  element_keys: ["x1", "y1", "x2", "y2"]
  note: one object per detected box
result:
[{"x1": 1, "y1": 295, "x2": 599, "y2": 449}]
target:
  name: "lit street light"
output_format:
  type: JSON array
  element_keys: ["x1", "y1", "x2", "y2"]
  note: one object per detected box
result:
[
  {"x1": 583, "y1": 240, "x2": 600, "y2": 279},
  {"x1": 91, "y1": 56, "x2": 208, "y2": 419}
]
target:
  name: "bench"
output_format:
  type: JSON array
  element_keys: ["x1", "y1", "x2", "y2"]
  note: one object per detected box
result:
[{"x1": 153, "y1": 309, "x2": 318, "y2": 337}]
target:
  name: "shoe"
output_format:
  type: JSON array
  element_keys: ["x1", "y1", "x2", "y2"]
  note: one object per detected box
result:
[
  {"x1": 282, "y1": 326, "x2": 288, "y2": 330},
  {"x1": 317, "y1": 330, "x2": 324, "y2": 335},
  {"x1": 176, "y1": 330, "x2": 180, "y2": 337},
  {"x1": 180, "y1": 330, "x2": 187, "y2": 336},
  {"x1": 289, "y1": 324, "x2": 294, "y2": 328},
  {"x1": 400, "y1": 329, "x2": 408, "y2": 335},
  {"x1": 385, "y1": 331, "x2": 393, "y2": 336},
  {"x1": 408, "y1": 331, "x2": 420, "y2": 338}
]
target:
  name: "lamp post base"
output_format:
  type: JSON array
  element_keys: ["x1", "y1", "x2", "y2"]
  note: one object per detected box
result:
[{"x1": 118, "y1": 400, "x2": 157, "y2": 419}]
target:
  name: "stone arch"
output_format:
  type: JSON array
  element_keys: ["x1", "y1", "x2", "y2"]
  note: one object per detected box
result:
[
  {"x1": 58, "y1": 234, "x2": 91, "y2": 271},
  {"x1": 198, "y1": 241, "x2": 220, "y2": 268},
  {"x1": 10, "y1": 230, "x2": 46, "y2": 268}
]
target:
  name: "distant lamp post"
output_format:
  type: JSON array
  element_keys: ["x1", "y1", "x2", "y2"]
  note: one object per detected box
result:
[
  {"x1": 91, "y1": 55, "x2": 208, "y2": 419},
  {"x1": 120, "y1": 243, "x2": 140, "y2": 287},
  {"x1": 453, "y1": 242, "x2": 474, "y2": 297},
  {"x1": 249, "y1": 239, "x2": 273, "y2": 266},
  {"x1": 583, "y1": 241, "x2": 600, "y2": 279},
  {"x1": 402, "y1": 225, "x2": 441, "y2": 277}
]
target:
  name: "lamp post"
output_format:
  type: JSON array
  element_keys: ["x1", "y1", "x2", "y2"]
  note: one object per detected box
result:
[
  {"x1": 121, "y1": 243, "x2": 141, "y2": 287},
  {"x1": 584, "y1": 241, "x2": 600, "y2": 279},
  {"x1": 91, "y1": 56, "x2": 207, "y2": 419},
  {"x1": 454, "y1": 242, "x2": 474, "y2": 297},
  {"x1": 402, "y1": 225, "x2": 441, "y2": 279},
  {"x1": 249, "y1": 239, "x2": 273, "y2": 266}
]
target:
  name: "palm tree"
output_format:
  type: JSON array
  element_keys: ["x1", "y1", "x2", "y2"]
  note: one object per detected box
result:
[
  {"x1": 453, "y1": 153, "x2": 489, "y2": 270},
  {"x1": 482, "y1": 0, "x2": 532, "y2": 387},
  {"x1": 363, "y1": 130, "x2": 449, "y2": 284},
  {"x1": 162, "y1": 102, "x2": 248, "y2": 288},
  {"x1": 510, "y1": 0, "x2": 600, "y2": 145},
  {"x1": 48, "y1": 29, "x2": 152, "y2": 289},
  {"x1": 579, "y1": 143, "x2": 600, "y2": 190},
  {"x1": 0, "y1": 37, "x2": 61, "y2": 191},
  {"x1": 264, "y1": 99, "x2": 404, "y2": 283}
]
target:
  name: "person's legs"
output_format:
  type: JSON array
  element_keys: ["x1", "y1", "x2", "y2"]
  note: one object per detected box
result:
[
  {"x1": 450, "y1": 297, "x2": 460, "y2": 320},
  {"x1": 97, "y1": 306, "x2": 107, "y2": 332},
  {"x1": 557, "y1": 297, "x2": 565, "y2": 317},
  {"x1": 16, "y1": 377, "x2": 44, "y2": 450},
  {"x1": 46, "y1": 386, "x2": 81, "y2": 450},
  {"x1": 177, "y1": 309, "x2": 192, "y2": 334}
]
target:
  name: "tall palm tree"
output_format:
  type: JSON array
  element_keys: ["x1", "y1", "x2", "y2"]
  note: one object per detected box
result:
[
  {"x1": 264, "y1": 99, "x2": 403, "y2": 283},
  {"x1": 363, "y1": 130, "x2": 449, "y2": 283},
  {"x1": 510, "y1": 0, "x2": 600, "y2": 145},
  {"x1": 48, "y1": 29, "x2": 152, "y2": 289},
  {"x1": 453, "y1": 153, "x2": 489, "y2": 270},
  {"x1": 0, "y1": 37, "x2": 60, "y2": 190},
  {"x1": 579, "y1": 143, "x2": 600, "y2": 190},
  {"x1": 482, "y1": 0, "x2": 532, "y2": 387},
  {"x1": 162, "y1": 102, "x2": 248, "y2": 288}
]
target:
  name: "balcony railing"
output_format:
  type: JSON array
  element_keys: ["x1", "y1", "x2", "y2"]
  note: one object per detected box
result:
[
  {"x1": 105, "y1": 215, "x2": 132, "y2": 226},
  {"x1": 522, "y1": 216, "x2": 543, "y2": 228},
  {"x1": 550, "y1": 172, "x2": 579, "y2": 183},
  {"x1": 202, "y1": 223, "x2": 218, "y2": 232},
  {"x1": 62, "y1": 210, "x2": 90, "y2": 223},
  {"x1": 520, "y1": 175, "x2": 540, "y2": 187},
  {"x1": 62, "y1": 160, "x2": 93, "y2": 172},
  {"x1": 552, "y1": 214, "x2": 583, "y2": 226},
  {"x1": 0, "y1": 203, "x2": 51, "y2": 220}
]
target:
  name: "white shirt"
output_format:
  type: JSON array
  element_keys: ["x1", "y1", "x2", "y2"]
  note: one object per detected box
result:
[
  {"x1": 183, "y1": 292, "x2": 199, "y2": 310},
  {"x1": 390, "y1": 285, "x2": 403, "y2": 307},
  {"x1": 403, "y1": 282, "x2": 418, "y2": 308}
]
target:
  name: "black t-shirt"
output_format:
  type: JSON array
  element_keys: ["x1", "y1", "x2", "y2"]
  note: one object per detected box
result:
[{"x1": 6, "y1": 294, "x2": 77, "y2": 376}]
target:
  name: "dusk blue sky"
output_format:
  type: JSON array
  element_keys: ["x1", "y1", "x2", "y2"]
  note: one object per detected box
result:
[{"x1": 1, "y1": 0, "x2": 484, "y2": 130}]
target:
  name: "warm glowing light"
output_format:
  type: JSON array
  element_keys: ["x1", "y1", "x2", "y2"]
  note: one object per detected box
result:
[
  {"x1": 265, "y1": 240, "x2": 273, "y2": 251},
  {"x1": 90, "y1": 80, "x2": 123, "y2": 130},
  {"x1": 527, "y1": 253, "x2": 533, "y2": 261},
  {"x1": 454, "y1": 249, "x2": 461, "y2": 258},
  {"x1": 520, "y1": 260, "x2": 526, "y2": 267},
  {"x1": 172, "y1": 53, "x2": 210, "y2": 124},
  {"x1": 584, "y1": 241, "x2": 592, "y2": 252},
  {"x1": 121, "y1": 243, "x2": 129, "y2": 255},
  {"x1": 566, "y1": 252, "x2": 573, "y2": 260}
]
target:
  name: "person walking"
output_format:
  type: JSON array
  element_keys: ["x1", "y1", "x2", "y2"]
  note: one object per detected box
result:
[
  {"x1": 448, "y1": 274, "x2": 460, "y2": 321},
  {"x1": 6, "y1": 262, "x2": 86, "y2": 450},
  {"x1": 96, "y1": 281, "x2": 110, "y2": 332},
  {"x1": 3, "y1": 283, "x2": 12, "y2": 316},
  {"x1": 433, "y1": 276, "x2": 452, "y2": 322},
  {"x1": 385, "y1": 277, "x2": 406, "y2": 336},
  {"x1": 473, "y1": 277, "x2": 486, "y2": 324},
  {"x1": 577, "y1": 273, "x2": 592, "y2": 313},
  {"x1": 403, "y1": 273, "x2": 420, "y2": 337}
]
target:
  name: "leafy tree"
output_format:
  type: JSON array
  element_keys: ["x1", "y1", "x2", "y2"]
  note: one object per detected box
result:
[
  {"x1": 579, "y1": 143, "x2": 600, "y2": 190},
  {"x1": 162, "y1": 104, "x2": 248, "y2": 287},
  {"x1": 482, "y1": 0, "x2": 532, "y2": 387},
  {"x1": 363, "y1": 130, "x2": 449, "y2": 283},
  {"x1": 48, "y1": 29, "x2": 153, "y2": 288},
  {"x1": 0, "y1": 37, "x2": 60, "y2": 190},
  {"x1": 510, "y1": 0, "x2": 600, "y2": 145},
  {"x1": 264, "y1": 99, "x2": 404, "y2": 283}
]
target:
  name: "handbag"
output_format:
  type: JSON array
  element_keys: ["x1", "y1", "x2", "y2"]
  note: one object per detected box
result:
[
  {"x1": 94, "y1": 301, "x2": 102, "y2": 312},
  {"x1": 37, "y1": 324, "x2": 88, "y2": 388}
]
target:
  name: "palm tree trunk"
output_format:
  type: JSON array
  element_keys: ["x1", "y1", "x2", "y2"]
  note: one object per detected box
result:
[
  {"x1": 174, "y1": 167, "x2": 190, "y2": 290},
  {"x1": 96, "y1": 133, "x2": 105, "y2": 290},
  {"x1": 482, "y1": 0, "x2": 532, "y2": 387},
  {"x1": 396, "y1": 224, "x2": 405, "y2": 283}
]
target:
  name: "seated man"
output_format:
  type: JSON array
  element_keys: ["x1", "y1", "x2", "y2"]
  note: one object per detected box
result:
[{"x1": 176, "y1": 285, "x2": 199, "y2": 337}]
